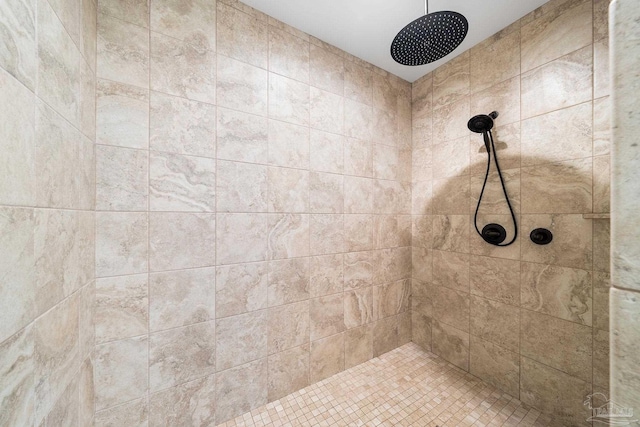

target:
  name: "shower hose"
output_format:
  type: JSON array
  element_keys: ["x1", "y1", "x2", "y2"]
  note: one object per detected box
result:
[{"x1": 473, "y1": 129, "x2": 518, "y2": 246}]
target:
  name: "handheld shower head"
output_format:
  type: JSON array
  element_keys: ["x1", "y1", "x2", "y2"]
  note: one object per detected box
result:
[{"x1": 467, "y1": 111, "x2": 499, "y2": 134}]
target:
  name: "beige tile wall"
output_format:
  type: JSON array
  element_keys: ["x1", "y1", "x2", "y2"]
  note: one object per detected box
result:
[
  {"x1": 93, "y1": 0, "x2": 412, "y2": 424},
  {"x1": 0, "y1": 0, "x2": 97, "y2": 425},
  {"x1": 411, "y1": 0, "x2": 611, "y2": 425}
]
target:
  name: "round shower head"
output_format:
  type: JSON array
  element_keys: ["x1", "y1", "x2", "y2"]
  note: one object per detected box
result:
[
  {"x1": 467, "y1": 112, "x2": 498, "y2": 134},
  {"x1": 391, "y1": 11, "x2": 468, "y2": 66}
]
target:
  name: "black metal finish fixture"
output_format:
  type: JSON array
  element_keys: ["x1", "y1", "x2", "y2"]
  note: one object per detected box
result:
[
  {"x1": 469, "y1": 111, "x2": 519, "y2": 247},
  {"x1": 530, "y1": 228, "x2": 553, "y2": 245},
  {"x1": 391, "y1": 0, "x2": 468, "y2": 66}
]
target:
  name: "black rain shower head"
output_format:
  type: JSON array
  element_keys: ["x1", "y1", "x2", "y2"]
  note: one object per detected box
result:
[
  {"x1": 391, "y1": 1, "x2": 468, "y2": 66},
  {"x1": 467, "y1": 111, "x2": 499, "y2": 134}
]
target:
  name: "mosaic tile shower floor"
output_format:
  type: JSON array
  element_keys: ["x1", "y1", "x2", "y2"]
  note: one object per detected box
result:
[{"x1": 218, "y1": 343, "x2": 554, "y2": 427}]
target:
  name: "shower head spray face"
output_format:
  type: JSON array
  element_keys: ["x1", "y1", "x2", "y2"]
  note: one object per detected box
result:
[
  {"x1": 391, "y1": 9, "x2": 468, "y2": 66},
  {"x1": 467, "y1": 111, "x2": 499, "y2": 134}
]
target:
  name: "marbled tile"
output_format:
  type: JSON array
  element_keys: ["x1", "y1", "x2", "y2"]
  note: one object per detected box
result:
[
  {"x1": 432, "y1": 98, "x2": 470, "y2": 143},
  {"x1": 269, "y1": 73, "x2": 309, "y2": 126},
  {"x1": 431, "y1": 250, "x2": 469, "y2": 292},
  {"x1": 372, "y1": 144, "x2": 398, "y2": 182},
  {"x1": 98, "y1": 0, "x2": 148, "y2": 27},
  {"x1": 0, "y1": 69, "x2": 35, "y2": 206},
  {"x1": 217, "y1": 2, "x2": 267, "y2": 68},
  {"x1": 377, "y1": 247, "x2": 411, "y2": 284},
  {"x1": 35, "y1": 101, "x2": 95, "y2": 210},
  {"x1": 149, "y1": 375, "x2": 216, "y2": 427},
  {"x1": 521, "y1": 214, "x2": 592, "y2": 270},
  {"x1": 269, "y1": 27, "x2": 309, "y2": 83},
  {"x1": 344, "y1": 176, "x2": 374, "y2": 214},
  {"x1": 373, "y1": 315, "x2": 398, "y2": 357},
  {"x1": 268, "y1": 257, "x2": 310, "y2": 306},
  {"x1": 470, "y1": 122, "x2": 521, "y2": 174},
  {"x1": 470, "y1": 29, "x2": 520, "y2": 94},
  {"x1": 432, "y1": 286, "x2": 470, "y2": 332},
  {"x1": 310, "y1": 254, "x2": 343, "y2": 298},
  {"x1": 310, "y1": 294, "x2": 345, "y2": 341},
  {"x1": 521, "y1": 262, "x2": 592, "y2": 326},
  {"x1": 43, "y1": 371, "x2": 79, "y2": 427},
  {"x1": 310, "y1": 130, "x2": 344, "y2": 174},
  {"x1": 217, "y1": 108, "x2": 268, "y2": 163},
  {"x1": 432, "y1": 51, "x2": 469, "y2": 109},
  {"x1": 0, "y1": 325, "x2": 34, "y2": 427},
  {"x1": 412, "y1": 247, "x2": 433, "y2": 283},
  {"x1": 78, "y1": 356, "x2": 94, "y2": 426},
  {"x1": 593, "y1": 219, "x2": 611, "y2": 273},
  {"x1": 344, "y1": 99, "x2": 372, "y2": 141},
  {"x1": 470, "y1": 169, "x2": 520, "y2": 216},
  {"x1": 432, "y1": 176, "x2": 469, "y2": 215},
  {"x1": 97, "y1": 13, "x2": 149, "y2": 88},
  {"x1": 432, "y1": 136, "x2": 470, "y2": 179},
  {"x1": 309, "y1": 44, "x2": 344, "y2": 96},
  {"x1": 150, "y1": 321, "x2": 216, "y2": 391},
  {"x1": 592, "y1": 271, "x2": 610, "y2": 331},
  {"x1": 310, "y1": 87, "x2": 344, "y2": 134},
  {"x1": 374, "y1": 281, "x2": 410, "y2": 320},
  {"x1": 521, "y1": 158, "x2": 592, "y2": 214},
  {"x1": 470, "y1": 295, "x2": 519, "y2": 352},
  {"x1": 593, "y1": 155, "x2": 610, "y2": 213},
  {"x1": 216, "y1": 310, "x2": 268, "y2": 371},
  {"x1": 94, "y1": 336, "x2": 148, "y2": 410},
  {"x1": 97, "y1": 80, "x2": 149, "y2": 149},
  {"x1": 521, "y1": 0, "x2": 592, "y2": 72},
  {"x1": 216, "y1": 213, "x2": 268, "y2": 265},
  {"x1": 372, "y1": 73, "x2": 397, "y2": 113},
  {"x1": 593, "y1": 328, "x2": 609, "y2": 388},
  {"x1": 216, "y1": 262, "x2": 267, "y2": 318},
  {"x1": 0, "y1": 208, "x2": 35, "y2": 344},
  {"x1": 96, "y1": 146, "x2": 148, "y2": 211},
  {"x1": 344, "y1": 288, "x2": 373, "y2": 329},
  {"x1": 310, "y1": 172, "x2": 343, "y2": 214},
  {"x1": 268, "y1": 119, "x2": 310, "y2": 169},
  {"x1": 467, "y1": 255, "x2": 519, "y2": 306},
  {"x1": 268, "y1": 167, "x2": 309, "y2": 213},
  {"x1": 95, "y1": 397, "x2": 148, "y2": 427},
  {"x1": 431, "y1": 321, "x2": 469, "y2": 370},
  {"x1": 216, "y1": 55, "x2": 268, "y2": 116},
  {"x1": 268, "y1": 301, "x2": 309, "y2": 354},
  {"x1": 267, "y1": 213, "x2": 309, "y2": 259},
  {"x1": 310, "y1": 333, "x2": 345, "y2": 383},
  {"x1": 150, "y1": 0, "x2": 216, "y2": 51},
  {"x1": 412, "y1": 311, "x2": 432, "y2": 351},
  {"x1": 96, "y1": 274, "x2": 148, "y2": 344},
  {"x1": 217, "y1": 160, "x2": 268, "y2": 213},
  {"x1": 373, "y1": 180, "x2": 409, "y2": 215},
  {"x1": 398, "y1": 311, "x2": 412, "y2": 346},
  {"x1": 344, "y1": 325, "x2": 373, "y2": 369},
  {"x1": 372, "y1": 215, "x2": 399, "y2": 250},
  {"x1": 149, "y1": 151, "x2": 216, "y2": 212},
  {"x1": 593, "y1": 0, "x2": 609, "y2": 41},
  {"x1": 150, "y1": 267, "x2": 216, "y2": 332},
  {"x1": 412, "y1": 215, "x2": 432, "y2": 250},
  {"x1": 344, "y1": 138, "x2": 373, "y2": 178},
  {"x1": 470, "y1": 77, "x2": 520, "y2": 126},
  {"x1": 150, "y1": 32, "x2": 216, "y2": 104},
  {"x1": 310, "y1": 214, "x2": 344, "y2": 255},
  {"x1": 412, "y1": 147, "x2": 432, "y2": 182},
  {"x1": 96, "y1": 212, "x2": 148, "y2": 277},
  {"x1": 594, "y1": 37, "x2": 610, "y2": 99},
  {"x1": 81, "y1": 0, "x2": 97, "y2": 69},
  {"x1": 469, "y1": 212, "x2": 521, "y2": 261},
  {"x1": 268, "y1": 345, "x2": 309, "y2": 401},
  {"x1": 0, "y1": 0, "x2": 36, "y2": 90},
  {"x1": 521, "y1": 102, "x2": 592, "y2": 166},
  {"x1": 78, "y1": 282, "x2": 96, "y2": 360},
  {"x1": 344, "y1": 60, "x2": 372, "y2": 105},
  {"x1": 521, "y1": 309, "x2": 592, "y2": 381},
  {"x1": 432, "y1": 215, "x2": 470, "y2": 253},
  {"x1": 215, "y1": 359, "x2": 268, "y2": 424},
  {"x1": 345, "y1": 214, "x2": 374, "y2": 252},
  {"x1": 520, "y1": 356, "x2": 591, "y2": 426},
  {"x1": 34, "y1": 209, "x2": 94, "y2": 313},
  {"x1": 149, "y1": 213, "x2": 216, "y2": 271},
  {"x1": 412, "y1": 181, "x2": 432, "y2": 216},
  {"x1": 521, "y1": 46, "x2": 592, "y2": 119},
  {"x1": 469, "y1": 336, "x2": 520, "y2": 397},
  {"x1": 150, "y1": 91, "x2": 216, "y2": 157}
]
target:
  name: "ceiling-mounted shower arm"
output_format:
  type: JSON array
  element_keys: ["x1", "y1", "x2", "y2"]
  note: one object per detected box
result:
[{"x1": 425, "y1": 0, "x2": 428, "y2": 15}]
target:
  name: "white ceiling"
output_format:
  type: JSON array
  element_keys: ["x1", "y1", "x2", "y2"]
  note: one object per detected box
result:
[{"x1": 240, "y1": 0, "x2": 550, "y2": 82}]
